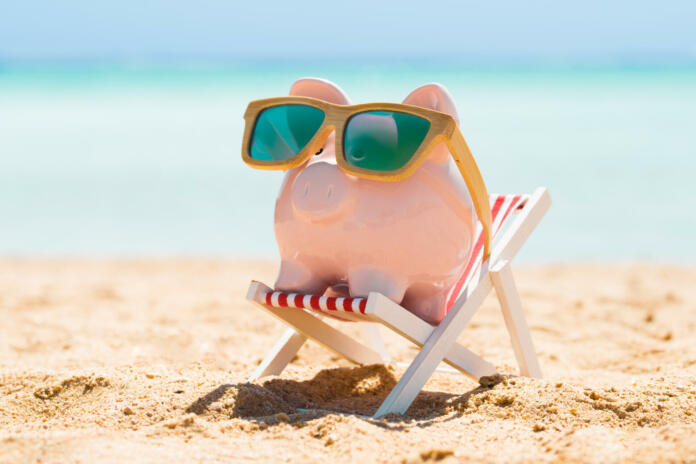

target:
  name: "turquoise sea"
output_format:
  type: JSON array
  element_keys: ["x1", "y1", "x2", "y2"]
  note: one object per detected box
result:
[{"x1": 1, "y1": 63, "x2": 694, "y2": 262}]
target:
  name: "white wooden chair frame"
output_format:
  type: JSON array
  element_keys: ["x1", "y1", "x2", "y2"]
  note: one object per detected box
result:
[{"x1": 246, "y1": 187, "x2": 551, "y2": 418}]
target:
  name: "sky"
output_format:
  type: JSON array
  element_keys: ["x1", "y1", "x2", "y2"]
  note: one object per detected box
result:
[{"x1": 1, "y1": 0, "x2": 695, "y2": 63}]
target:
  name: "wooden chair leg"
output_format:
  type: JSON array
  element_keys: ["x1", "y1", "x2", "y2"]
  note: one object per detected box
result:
[
  {"x1": 490, "y1": 261, "x2": 542, "y2": 378},
  {"x1": 368, "y1": 292, "x2": 497, "y2": 380},
  {"x1": 249, "y1": 328, "x2": 307, "y2": 381},
  {"x1": 247, "y1": 282, "x2": 384, "y2": 366},
  {"x1": 361, "y1": 323, "x2": 390, "y2": 363},
  {"x1": 250, "y1": 300, "x2": 384, "y2": 366},
  {"x1": 373, "y1": 278, "x2": 493, "y2": 418}
]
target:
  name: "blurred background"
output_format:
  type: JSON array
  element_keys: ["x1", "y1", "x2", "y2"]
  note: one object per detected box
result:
[{"x1": 1, "y1": 0, "x2": 694, "y2": 261}]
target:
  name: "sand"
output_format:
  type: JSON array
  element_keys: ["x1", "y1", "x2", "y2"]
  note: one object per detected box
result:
[{"x1": 1, "y1": 259, "x2": 695, "y2": 463}]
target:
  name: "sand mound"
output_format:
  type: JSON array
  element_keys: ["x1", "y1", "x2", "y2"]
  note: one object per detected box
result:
[
  {"x1": 183, "y1": 364, "x2": 464, "y2": 419},
  {"x1": 185, "y1": 382, "x2": 296, "y2": 419}
]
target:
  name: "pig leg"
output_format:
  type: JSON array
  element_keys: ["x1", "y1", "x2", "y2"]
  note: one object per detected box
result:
[
  {"x1": 325, "y1": 283, "x2": 351, "y2": 298},
  {"x1": 274, "y1": 260, "x2": 328, "y2": 295},
  {"x1": 401, "y1": 283, "x2": 450, "y2": 325},
  {"x1": 348, "y1": 268, "x2": 408, "y2": 303}
]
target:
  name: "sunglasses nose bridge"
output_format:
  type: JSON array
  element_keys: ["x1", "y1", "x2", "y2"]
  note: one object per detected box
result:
[
  {"x1": 308, "y1": 123, "x2": 351, "y2": 172},
  {"x1": 320, "y1": 121, "x2": 337, "y2": 135},
  {"x1": 311, "y1": 123, "x2": 338, "y2": 152}
]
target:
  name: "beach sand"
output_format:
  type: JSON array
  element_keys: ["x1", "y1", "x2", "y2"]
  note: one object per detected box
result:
[{"x1": 1, "y1": 259, "x2": 695, "y2": 463}]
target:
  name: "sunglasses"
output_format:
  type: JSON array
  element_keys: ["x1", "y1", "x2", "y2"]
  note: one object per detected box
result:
[{"x1": 242, "y1": 96, "x2": 494, "y2": 259}]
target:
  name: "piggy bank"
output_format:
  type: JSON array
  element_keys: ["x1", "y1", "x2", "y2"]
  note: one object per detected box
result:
[{"x1": 273, "y1": 78, "x2": 477, "y2": 325}]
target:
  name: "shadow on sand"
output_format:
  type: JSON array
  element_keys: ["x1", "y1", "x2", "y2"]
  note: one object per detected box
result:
[{"x1": 185, "y1": 364, "x2": 503, "y2": 428}]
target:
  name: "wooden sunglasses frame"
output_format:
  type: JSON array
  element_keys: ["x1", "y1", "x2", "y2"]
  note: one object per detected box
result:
[{"x1": 241, "y1": 96, "x2": 493, "y2": 259}]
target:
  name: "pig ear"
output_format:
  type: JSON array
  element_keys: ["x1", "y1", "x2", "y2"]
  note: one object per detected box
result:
[
  {"x1": 403, "y1": 83, "x2": 458, "y2": 164},
  {"x1": 402, "y1": 83, "x2": 459, "y2": 125},
  {"x1": 289, "y1": 77, "x2": 351, "y2": 105}
]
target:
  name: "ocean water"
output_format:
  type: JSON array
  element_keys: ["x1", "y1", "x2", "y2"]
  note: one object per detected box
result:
[{"x1": 1, "y1": 63, "x2": 694, "y2": 262}]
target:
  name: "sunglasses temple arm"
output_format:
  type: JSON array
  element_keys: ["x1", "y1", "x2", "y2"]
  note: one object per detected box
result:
[{"x1": 446, "y1": 130, "x2": 493, "y2": 261}]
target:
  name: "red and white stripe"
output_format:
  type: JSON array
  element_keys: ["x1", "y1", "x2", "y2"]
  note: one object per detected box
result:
[
  {"x1": 265, "y1": 290, "x2": 367, "y2": 314},
  {"x1": 261, "y1": 194, "x2": 527, "y2": 320},
  {"x1": 444, "y1": 193, "x2": 528, "y2": 310}
]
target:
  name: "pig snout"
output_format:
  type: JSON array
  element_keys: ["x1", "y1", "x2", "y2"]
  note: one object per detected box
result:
[{"x1": 291, "y1": 162, "x2": 352, "y2": 221}]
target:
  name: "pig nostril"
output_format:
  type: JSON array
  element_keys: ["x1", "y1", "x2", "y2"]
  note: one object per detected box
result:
[
  {"x1": 326, "y1": 185, "x2": 333, "y2": 199},
  {"x1": 303, "y1": 183, "x2": 310, "y2": 198}
]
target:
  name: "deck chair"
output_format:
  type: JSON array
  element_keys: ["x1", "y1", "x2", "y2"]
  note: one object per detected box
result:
[{"x1": 246, "y1": 187, "x2": 551, "y2": 418}]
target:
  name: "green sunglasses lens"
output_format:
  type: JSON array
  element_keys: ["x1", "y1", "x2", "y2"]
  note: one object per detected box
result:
[
  {"x1": 343, "y1": 111, "x2": 430, "y2": 171},
  {"x1": 249, "y1": 104, "x2": 325, "y2": 161}
]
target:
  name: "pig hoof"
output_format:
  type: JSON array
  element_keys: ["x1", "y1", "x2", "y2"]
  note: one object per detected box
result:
[
  {"x1": 325, "y1": 283, "x2": 351, "y2": 298},
  {"x1": 348, "y1": 269, "x2": 407, "y2": 303},
  {"x1": 274, "y1": 261, "x2": 327, "y2": 295},
  {"x1": 402, "y1": 284, "x2": 449, "y2": 325}
]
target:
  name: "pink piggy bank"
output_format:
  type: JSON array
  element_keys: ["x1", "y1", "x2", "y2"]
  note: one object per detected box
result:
[{"x1": 273, "y1": 78, "x2": 477, "y2": 325}]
